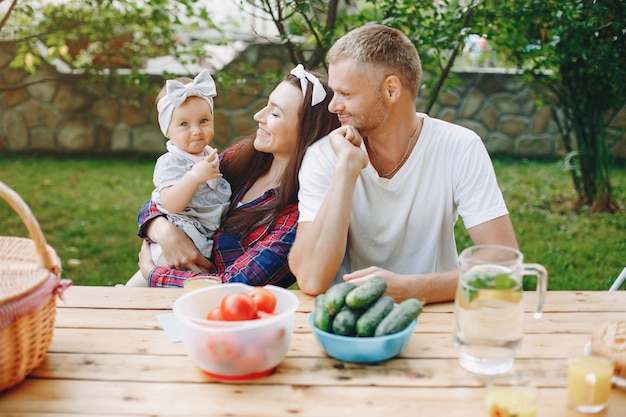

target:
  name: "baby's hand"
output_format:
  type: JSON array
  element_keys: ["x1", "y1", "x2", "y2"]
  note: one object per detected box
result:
[{"x1": 190, "y1": 149, "x2": 222, "y2": 183}]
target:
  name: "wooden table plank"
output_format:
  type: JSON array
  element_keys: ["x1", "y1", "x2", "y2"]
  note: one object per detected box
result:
[
  {"x1": 57, "y1": 286, "x2": 182, "y2": 309},
  {"x1": 55, "y1": 306, "x2": 624, "y2": 337},
  {"x1": 57, "y1": 287, "x2": 626, "y2": 313},
  {"x1": 1, "y1": 380, "x2": 624, "y2": 417},
  {"x1": 55, "y1": 307, "x2": 625, "y2": 335},
  {"x1": 55, "y1": 307, "x2": 164, "y2": 330},
  {"x1": 48, "y1": 328, "x2": 595, "y2": 359},
  {"x1": 406, "y1": 310, "x2": 625, "y2": 334},
  {"x1": 31, "y1": 353, "x2": 573, "y2": 387}
]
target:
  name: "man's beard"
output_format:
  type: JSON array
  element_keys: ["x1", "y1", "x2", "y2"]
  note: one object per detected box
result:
[{"x1": 347, "y1": 95, "x2": 388, "y2": 138}]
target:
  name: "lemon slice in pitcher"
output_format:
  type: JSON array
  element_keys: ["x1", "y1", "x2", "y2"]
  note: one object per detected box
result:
[
  {"x1": 460, "y1": 273, "x2": 522, "y2": 308},
  {"x1": 477, "y1": 288, "x2": 523, "y2": 305}
]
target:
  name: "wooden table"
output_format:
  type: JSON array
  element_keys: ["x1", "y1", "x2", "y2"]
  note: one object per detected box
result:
[{"x1": 1, "y1": 287, "x2": 625, "y2": 416}]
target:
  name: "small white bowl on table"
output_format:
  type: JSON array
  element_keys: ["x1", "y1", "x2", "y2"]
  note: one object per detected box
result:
[{"x1": 173, "y1": 283, "x2": 298, "y2": 380}]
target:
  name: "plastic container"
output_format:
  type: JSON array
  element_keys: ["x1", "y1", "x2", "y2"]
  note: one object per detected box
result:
[
  {"x1": 308, "y1": 312, "x2": 417, "y2": 363},
  {"x1": 173, "y1": 283, "x2": 298, "y2": 380}
]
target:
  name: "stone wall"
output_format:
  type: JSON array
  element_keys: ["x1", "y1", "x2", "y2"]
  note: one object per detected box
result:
[
  {"x1": 1, "y1": 41, "x2": 625, "y2": 159},
  {"x1": 429, "y1": 69, "x2": 626, "y2": 160}
]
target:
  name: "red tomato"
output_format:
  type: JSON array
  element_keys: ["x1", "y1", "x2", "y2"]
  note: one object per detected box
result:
[
  {"x1": 248, "y1": 287, "x2": 277, "y2": 313},
  {"x1": 255, "y1": 310, "x2": 276, "y2": 319},
  {"x1": 206, "y1": 307, "x2": 223, "y2": 321},
  {"x1": 232, "y1": 344, "x2": 266, "y2": 373},
  {"x1": 258, "y1": 325, "x2": 286, "y2": 348},
  {"x1": 219, "y1": 292, "x2": 257, "y2": 321},
  {"x1": 207, "y1": 332, "x2": 240, "y2": 362},
  {"x1": 275, "y1": 327, "x2": 286, "y2": 341}
]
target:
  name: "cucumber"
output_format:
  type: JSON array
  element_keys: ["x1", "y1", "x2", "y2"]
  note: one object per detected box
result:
[
  {"x1": 355, "y1": 295, "x2": 395, "y2": 337},
  {"x1": 331, "y1": 305, "x2": 361, "y2": 336},
  {"x1": 345, "y1": 276, "x2": 387, "y2": 309},
  {"x1": 313, "y1": 294, "x2": 333, "y2": 332},
  {"x1": 322, "y1": 282, "x2": 356, "y2": 316},
  {"x1": 374, "y1": 298, "x2": 423, "y2": 336}
]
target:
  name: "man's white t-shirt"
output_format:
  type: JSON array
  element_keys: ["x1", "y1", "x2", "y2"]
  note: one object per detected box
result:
[{"x1": 297, "y1": 113, "x2": 509, "y2": 279}]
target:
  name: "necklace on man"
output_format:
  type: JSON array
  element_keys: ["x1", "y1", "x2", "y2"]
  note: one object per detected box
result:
[{"x1": 367, "y1": 120, "x2": 420, "y2": 178}]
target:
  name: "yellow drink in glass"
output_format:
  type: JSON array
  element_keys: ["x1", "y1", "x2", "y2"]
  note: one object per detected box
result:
[
  {"x1": 568, "y1": 355, "x2": 614, "y2": 413},
  {"x1": 486, "y1": 389, "x2": 538, "y2": 417},
  {"x1": 183, "y1": 277, "x2": 221, "y2": 293}
]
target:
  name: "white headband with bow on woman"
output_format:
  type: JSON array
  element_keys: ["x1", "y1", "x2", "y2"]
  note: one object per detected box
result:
[
  {"x1": 290, "y1": 64, "x2": 327, "y2": 107},
  {"x1": 157, "y1": 70, "x2": 217, "y2": 136}
]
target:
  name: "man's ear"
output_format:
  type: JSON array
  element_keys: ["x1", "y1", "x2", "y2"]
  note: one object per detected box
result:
[{"x1": 383, "y1": 75, "x2": 402, "y2": 103}]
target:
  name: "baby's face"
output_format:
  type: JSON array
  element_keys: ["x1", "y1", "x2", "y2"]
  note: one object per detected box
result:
[{"x1": 167, "y1": 96, "x2": 215, "y2": 155}]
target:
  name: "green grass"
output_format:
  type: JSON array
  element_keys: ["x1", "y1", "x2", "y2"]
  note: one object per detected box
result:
[
  {"x1": 0, "y1": 155, "x2": 624, "y2": 290},
  {"x1": 455, "y1": 158, "x2": 626, "y2": 291},
  {"x1": 0, "y1": 156, "x2": 155, "y2": 286}
]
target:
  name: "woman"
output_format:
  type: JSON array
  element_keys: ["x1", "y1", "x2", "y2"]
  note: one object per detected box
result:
[{"x1": 134, "y1": 65, "x2": 339, "y2": 287}]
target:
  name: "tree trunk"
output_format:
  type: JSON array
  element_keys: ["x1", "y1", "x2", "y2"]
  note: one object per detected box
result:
[
  {"x1": 558, "y1": 66, "x2": 619, "y2": 214},
  {"x1": 570, "y1": 115, "x2": 617, "y2": 213}
]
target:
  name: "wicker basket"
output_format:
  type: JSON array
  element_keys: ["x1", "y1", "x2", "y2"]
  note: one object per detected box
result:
[{"x1": 0, "y1": 181, "x2": 71, "y2": 392}]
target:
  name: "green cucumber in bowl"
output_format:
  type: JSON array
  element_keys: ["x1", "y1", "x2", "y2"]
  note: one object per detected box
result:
[
  {"x1": 355, "y1": 295, "x2": 395, "y2": 337},
  {"x1": 313, "y1": 294, "x2": 333, "y2": 332},
  {"x1": 332, "y1": 305, "x2": 362, "y2": 336},
  {"x1": 345, "y1": 276, "x2": 387, "y2": 309},
  {"x1": 374, "y1": 298, "x2": 422, "y2": 336},
  {"x1": 322, "y1": 282, "x2": 356, "y2": 316}
]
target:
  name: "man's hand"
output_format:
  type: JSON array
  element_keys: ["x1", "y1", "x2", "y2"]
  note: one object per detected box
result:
[
  {"x1": 342, "y1": 266, "x2": 410, "y2": 302},
  {"x1": 342, "y1": 265, "x2": 458, "y2": 304},
  {"x1": 328, "y1": 126, "x2": 369, "y2": 176}
]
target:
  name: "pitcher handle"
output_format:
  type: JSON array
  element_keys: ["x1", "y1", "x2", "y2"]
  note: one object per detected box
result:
[{"x1": 523, "y1": 263, "x2": 548, "y2": 318}]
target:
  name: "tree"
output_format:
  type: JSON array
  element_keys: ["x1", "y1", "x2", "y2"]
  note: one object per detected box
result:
[
  {"x1": 480, "y1": 0, "x2": 626, "y2": 213},
  {"x1": 0, "y1": 0, "x2": 220, "y2": 96},
  {"x1": 2, "y1": 0, "x2": 489, "y2": 109},
  {"x1": 245, "y1": 0, "x2": 485, "y2": 113}
]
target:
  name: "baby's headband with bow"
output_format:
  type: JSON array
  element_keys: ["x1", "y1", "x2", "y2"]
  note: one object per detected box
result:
[
  {"x1": 290, "y1": 64, "x2": 327, "y2": 107},
  {"x1": 157, "y1": 70, "x2": 217, "y2": 136}
]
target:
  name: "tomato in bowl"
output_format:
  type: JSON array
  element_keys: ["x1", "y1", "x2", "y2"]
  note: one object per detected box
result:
[{"x1": 173, "y1": 283, "x2": 298, "y2": 380}]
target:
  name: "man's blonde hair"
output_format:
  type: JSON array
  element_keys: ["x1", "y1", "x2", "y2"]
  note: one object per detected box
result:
[{"x1": 327, "y1": 23, "x2": 422, "y2": 98}]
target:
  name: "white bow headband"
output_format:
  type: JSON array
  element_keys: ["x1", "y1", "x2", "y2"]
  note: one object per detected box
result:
[
  {"x1": 290, "y1": 64, "x2": 327, "y2": 107},
  {"x1": 157, "y1": 70, "x2": 217, "y2": 136}
]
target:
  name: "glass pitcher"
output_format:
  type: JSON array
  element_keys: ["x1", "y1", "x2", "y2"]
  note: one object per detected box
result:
[{"x1": 452, "y1": 245, "x2": 548, "y2": 375}]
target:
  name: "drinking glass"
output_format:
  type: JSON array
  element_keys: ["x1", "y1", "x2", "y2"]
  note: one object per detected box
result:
[
  {"x1": 485, "y1": 375, "x2": 538, "y2": 417},
  {"x1": 452, "y1": 245, "x2": 548, "y2": 375},
  {"x1": 183, "y1": 277, "x2": 221, "y2": 293},
  {"x1": 568, "y1": 354, "x2": 614, "y2": 413}
]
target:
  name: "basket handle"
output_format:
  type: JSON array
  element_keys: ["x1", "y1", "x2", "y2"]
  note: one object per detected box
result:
[{"x1": 0, "y1": 181, "x2": 56, "y2": 271}]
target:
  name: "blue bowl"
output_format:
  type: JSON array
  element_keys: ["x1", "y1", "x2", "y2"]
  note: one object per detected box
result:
[{"x1": 307, "y1": 312, "x2": 417, "y2": 363}]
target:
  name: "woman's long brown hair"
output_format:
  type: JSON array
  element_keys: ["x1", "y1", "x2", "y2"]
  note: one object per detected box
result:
[{"x1": 219, "y1": 71, "x2": 340, "y2": 241}]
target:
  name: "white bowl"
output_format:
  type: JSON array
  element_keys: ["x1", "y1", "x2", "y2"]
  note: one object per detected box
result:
[{"x1": 173, "y1": 283, "x2": 298, "y2": 380}]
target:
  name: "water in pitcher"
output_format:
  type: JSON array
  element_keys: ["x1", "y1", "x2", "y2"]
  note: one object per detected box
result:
[{"x1": 453, "y1": 265, "x2": 524, "y2": 375}]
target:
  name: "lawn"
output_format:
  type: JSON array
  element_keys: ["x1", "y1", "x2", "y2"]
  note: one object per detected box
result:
[
  {"x1": 0, "y1": 155, "x2": 624, "y2": 290},
  {"x1": 0, "y1": 156, "x2": 155, "y2": 286}
]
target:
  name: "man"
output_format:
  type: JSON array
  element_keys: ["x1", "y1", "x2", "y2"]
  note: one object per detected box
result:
[{"x1": 288, "y1": 23, "x2": 518, "y2": 303}]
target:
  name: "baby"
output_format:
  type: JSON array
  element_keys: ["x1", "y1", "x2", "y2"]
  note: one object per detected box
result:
[{"x1": 126, "y1": 70, "x2": 231, "y2": 286}]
